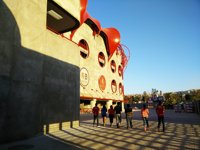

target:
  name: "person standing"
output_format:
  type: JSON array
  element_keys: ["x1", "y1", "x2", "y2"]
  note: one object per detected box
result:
[
  {"x1": 108, "y1": 105, "x2": 115, "y2": 127},
  {"x1": 141, "y1": 104, "x2": 149, "y2": 132},
  {"x1": 101, "y1": 104, "x2": 107, "y2": 126},
  {"x1": 92, "y1": 103, "x2": 100, "y2": 127},
  {"x1": 125, "y1": 104, "x2": 133, "y2": 129},
  {"x1": 156, "y1": 101, "x2": 165, "y2": 132},
  {"x1": 114, "y1": 102, "x2": 122, "y2": 128}
]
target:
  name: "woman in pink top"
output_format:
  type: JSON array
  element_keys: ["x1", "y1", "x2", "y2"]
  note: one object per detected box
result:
[{"x1": 141, "y1": 104, "x2": 149, "y2": 132}]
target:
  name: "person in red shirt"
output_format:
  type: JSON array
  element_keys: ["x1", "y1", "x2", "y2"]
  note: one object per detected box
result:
[
  {"x1": 141, "y1": 104, "x2": 149, "y2": 132},
  {"x1": 108, "y1": 105, "x2": 115, "y2": 127},
  {"x1": 92, "y1": 103, "x2": 100, "y2": 127},
  {"x1": 156, "y1": 101, "x2": 165, "y2": 132}
]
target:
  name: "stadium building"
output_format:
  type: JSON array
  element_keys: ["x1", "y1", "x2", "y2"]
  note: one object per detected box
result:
[{"x1": 0, "y1": 0, "x2": 129, "y2": 143}]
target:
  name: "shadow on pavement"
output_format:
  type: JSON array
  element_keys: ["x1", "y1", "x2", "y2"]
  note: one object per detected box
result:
[{"x1": 0, "y1": 110, "x2": 199, "y2": 150}]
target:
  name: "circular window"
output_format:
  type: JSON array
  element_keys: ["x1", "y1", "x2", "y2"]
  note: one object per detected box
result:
[
  {"x1": 98, "y1": 75, "x2": 106, "y2": 91},
  {"x1": 79, "y1": 39, "x2": 89, "y2": 58},
  {"x1": 119, "y1": 83, "x2": 123, "y2": 95},
  {"x1": 98, "y1": 52, "x2": 106, "y2": 67},
  {"x1": 118, "y1": 65, "x2": 122, "y2": 77},
  {"x1": 111, "y1": 80, "x2": 117, "y2": 93},
  {"x1": 110, "y1": 60, "x2": 116, "y2": 73}
]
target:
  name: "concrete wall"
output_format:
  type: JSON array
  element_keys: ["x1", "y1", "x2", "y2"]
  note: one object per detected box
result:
[
  {"x1": 0, "y1": 0, "x2": 80, "y2": 143},
  {"x1": 52, "y1": 0, "x2": 80, "y2": 21}
]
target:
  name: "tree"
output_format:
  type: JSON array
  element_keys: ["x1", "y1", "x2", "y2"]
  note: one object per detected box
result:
[
  {"x1": 185, "y1": 94, "x2": 192, "y2": 101},
  {"x1": 132, "y1": 96, "x2": 137, "y2": 103},
  {"x1": 142, "y1": 91, "x2": 150, "y2": 103},
  {"x1": 169, "y1": 93, "x2": 181, "y2": 105},
  {"x1": 163, "y1": 92, "x2": 171, "y2": 101},
  {"x1": 163, "y1": 92, "x2": 171, "y2": 105},
  {"x1": 190, "y1": 89, "x2": 200, "y2": 101}
]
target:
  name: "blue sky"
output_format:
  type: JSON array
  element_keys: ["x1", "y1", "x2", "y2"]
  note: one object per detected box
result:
[{"x1": 87, "y1": 0, "x2": 200, "y2": 94}]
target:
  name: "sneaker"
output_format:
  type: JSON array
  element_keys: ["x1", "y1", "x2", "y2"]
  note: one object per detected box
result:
[{"x1": 144, "y1": 127, "x2": 147, "y2": 132}]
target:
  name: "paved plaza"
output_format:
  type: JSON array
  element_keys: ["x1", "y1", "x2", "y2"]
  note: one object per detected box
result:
[{"x1": 1, "y1": 109, "x2": 200, "y2": 150}]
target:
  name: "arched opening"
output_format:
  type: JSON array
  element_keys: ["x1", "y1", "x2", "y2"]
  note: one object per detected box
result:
[
  {"x1": 110, "y1": 60, "x2": 116, "y2": 73},
  {"x1": 111, "y1": 80, "x2": 117, "y2": 93},
  {"x1": 98, "y1": 52, "x2": 106, "y2": 67},
  {"x1": 79, "y1": 39, "x2": 89, "y2": 58}
]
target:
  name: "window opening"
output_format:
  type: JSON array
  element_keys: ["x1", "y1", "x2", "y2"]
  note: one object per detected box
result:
[
  {"x1": 110, "y1": 60, "x2": 116, "y2": 73},
  {"x1": 98, "y1": 52, "x2": 106, "y2": 67},
  {"x1": 118, "y1": 65, "x2": 122, "y2": 77},
  {"x1": 79, "y1": 39, "x2": 89, "y2": 58},
  {"x1": 111, "y1": 80, "x2": 117, "y2": 93}
]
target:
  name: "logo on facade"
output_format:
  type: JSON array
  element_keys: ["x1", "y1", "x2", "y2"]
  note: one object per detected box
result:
[
  {"x1": 99, "y1": 75, "x2": 106, "y2": 91},
  {"x1": 80, "y1": 67, "x2": 89, "y2": 87}
]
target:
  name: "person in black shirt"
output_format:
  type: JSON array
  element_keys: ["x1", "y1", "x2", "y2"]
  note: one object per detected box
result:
[
  {"x1": 125, "y1": 104, "x2": 133, "y2": 129},
  {"x1": 114, "y1": 102, "x2": 122, "y2": 128}
]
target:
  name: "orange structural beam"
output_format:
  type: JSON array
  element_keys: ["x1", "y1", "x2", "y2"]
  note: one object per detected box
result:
[
  {"x1": 117, "y1": 44, "x2": 130, "y2": 72},
  {"x1": 80, "y1": 0, "x2": 88, "y2": 23},
  {"x1": 80, "y1": 96, "x2": 123, "y2": 102}
]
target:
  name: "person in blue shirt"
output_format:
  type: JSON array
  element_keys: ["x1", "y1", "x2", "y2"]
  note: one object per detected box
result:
[{"x1": 101, "y1": 104, "x2": 107, "y2": 126}]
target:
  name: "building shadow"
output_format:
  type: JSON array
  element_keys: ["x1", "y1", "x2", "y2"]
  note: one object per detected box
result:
[
  {"x1": 0, "y1": 1, "x2": 79, "y2": 143},
  {"x1": 47, "y1": 119, "x2": 200, "y2": 150}
]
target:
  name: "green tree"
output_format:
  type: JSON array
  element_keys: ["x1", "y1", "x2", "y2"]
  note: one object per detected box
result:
[
  {"x1": 164, "y1": 92, "x2": 171, "y2": 101},
  {"x1": 170, "y1": 93, "x2": 182, "y2": 105},
  {"x1": 190, "y1": 89, "x2": 200, "y2": 101},
  {"x1": 133, "y1": 95, "x2": 141, "y2": 103},
  {"x1": 142, "y1": 91, "x2": 150, "y2": 103},
  {"x1": 185, "y1": 94, "x2": 192, "y2": 101}
]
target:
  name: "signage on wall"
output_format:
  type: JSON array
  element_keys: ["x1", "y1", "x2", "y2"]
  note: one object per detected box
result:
[
  {"x1": 99, "y1": 75, "x2": 106, "y2": 91},
  {"x1": 80, "y1": 67, "x2": 89, "y2": 86}
]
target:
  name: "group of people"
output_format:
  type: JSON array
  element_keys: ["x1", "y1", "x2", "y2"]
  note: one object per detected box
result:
[
  {"x1": 92, "y1": 101, "x2": 165, "y2": 132},
  {"x1": 141, "y1": 101, "x2": 165, "y2": 132},
  {"x1": 92, "y1": 102, "x2": 122, "y2": 128}
]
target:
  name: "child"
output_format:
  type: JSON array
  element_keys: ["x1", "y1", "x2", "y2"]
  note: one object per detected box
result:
[{"x1": 141, "y1": 104, "x2": 149, "y2": 132}]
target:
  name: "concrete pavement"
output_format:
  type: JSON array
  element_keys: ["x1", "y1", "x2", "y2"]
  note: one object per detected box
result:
[{"x1": 0, "y1": 109, "x2": 199, "y2": 150}]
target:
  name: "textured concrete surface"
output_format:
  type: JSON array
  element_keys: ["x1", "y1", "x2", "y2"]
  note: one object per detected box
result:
[
  {"x1": 0, "y1": 109, "x2": 199, "y2": 150},
  {"x1": 0, "y1": 0, "x2": 80, "y2": 142}
]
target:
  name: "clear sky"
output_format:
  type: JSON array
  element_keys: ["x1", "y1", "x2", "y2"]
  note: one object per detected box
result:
[{"x1": 87, "y1": 0, "x2": 200, "y2": 94}]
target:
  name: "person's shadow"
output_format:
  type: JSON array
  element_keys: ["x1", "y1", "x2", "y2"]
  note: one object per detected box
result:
[{"x1": 0, "y1": 1, "x2": 80, "y2": 143}]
